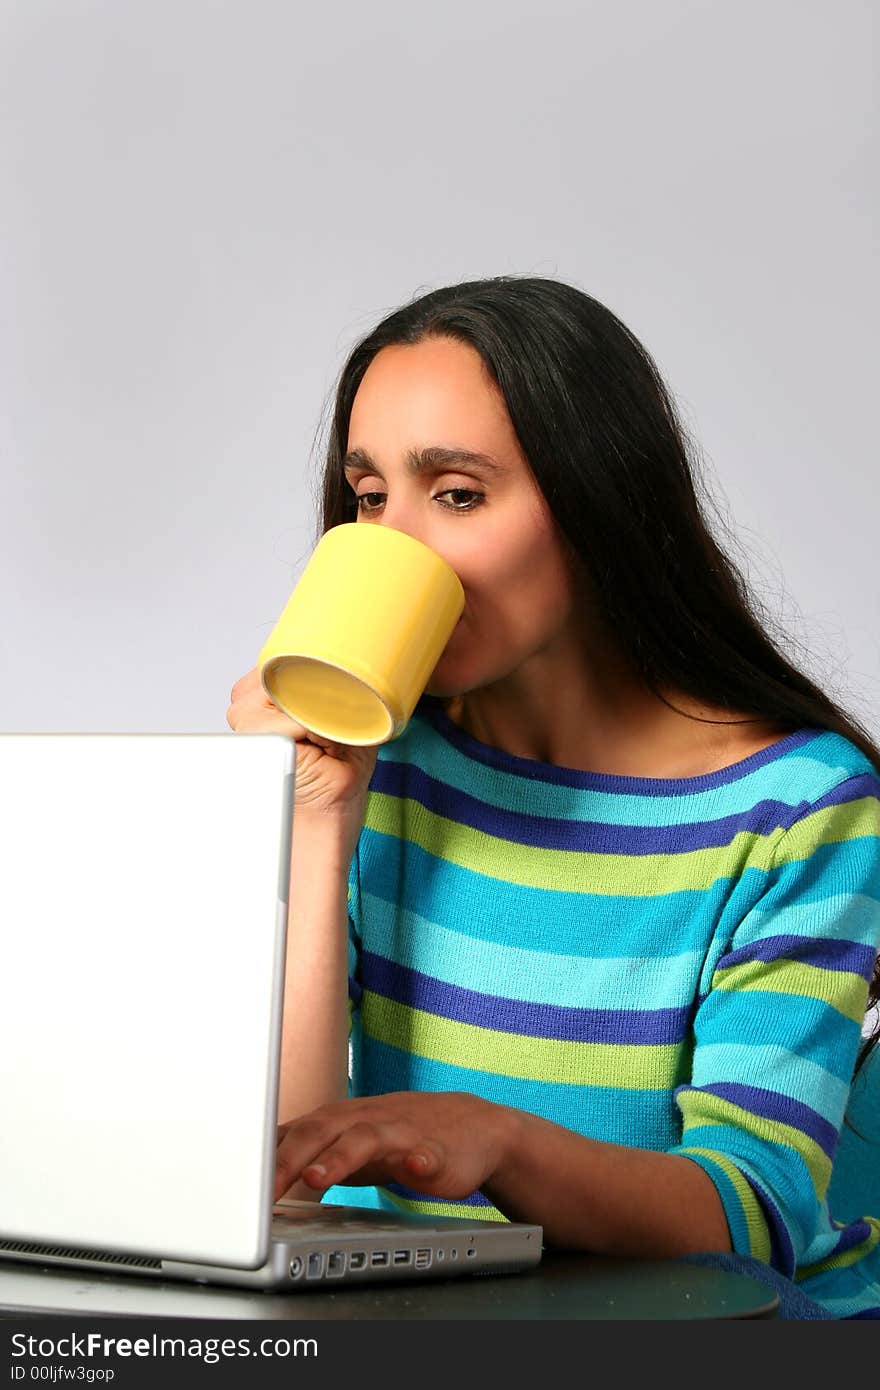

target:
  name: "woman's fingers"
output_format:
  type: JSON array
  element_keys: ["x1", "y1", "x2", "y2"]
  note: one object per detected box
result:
[
  {"x1": 301, "y1": 1140, "x2": 446, "y2": 1194},
  {"x1": 273, "y1": 1093, "x2": 504, "y2": 1203},
  {"x1": 275, "y1": 1114, "x2": 435, "y2": 1199},
  {"x1": 229, "y1": 667, "x2": 261, "y2": 697},
  {"x1": 226, "y1": 667, "x2": 309, "y2": 737},
  {"x1": 279, "y1": 1119, "x2": 407, "y2": 1191},
  {"x1": 401, "y1": 1143, "x2": 443, "y2": 1177}
]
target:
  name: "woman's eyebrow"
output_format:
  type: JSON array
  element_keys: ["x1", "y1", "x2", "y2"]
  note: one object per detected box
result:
[{"x1": 342, "y1": 445, "x2": 504, "y2": 476}]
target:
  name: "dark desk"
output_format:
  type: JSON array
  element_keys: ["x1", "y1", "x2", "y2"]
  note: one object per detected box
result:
[{"x1": 0, "y1": 1252, "x2": 778, "y2": 1321}]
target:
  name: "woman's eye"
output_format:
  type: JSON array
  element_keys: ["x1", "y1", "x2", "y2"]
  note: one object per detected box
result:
[
  {"x1": 435, "y1": 489, "x2": 485, "y2": 511},
  {"x1": 355, "y1": 492, "x2": 386, "y2": 514}
]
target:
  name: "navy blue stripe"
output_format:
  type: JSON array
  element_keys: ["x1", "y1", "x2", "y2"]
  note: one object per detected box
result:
[
  {"x1": 370, "y1": 759, "x2": 809, "y2": 855},
  {"x1": 825, "y1": 1217, "x2": 873, "y2": 1257},
  {"x1": 682, "y1": 1081, "x2": 838, "y2": 1158},
  {"x1": 361, "y1": 950, "x2": 690, "y2": 1044},
  {"x1": 416, "y1": 701, "x2": 825, "y2": 794},
  {"x1": 809, "y1": 773, "x2": 880, "y2": 813},
  {"x1": 717, "y1": 934, "x2": 878, "y2": 980}
]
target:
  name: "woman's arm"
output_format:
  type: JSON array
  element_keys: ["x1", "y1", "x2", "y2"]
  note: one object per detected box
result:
[
  {"x1": 273, "y1": 1089, "x2": 731, "y2": 1257},
  {"x1": 484, "y1": 1105, "x2": 731, "y2": 1255},
  {"x1": 276, "y1": 806, "x2": 355, "y2": 1125}
]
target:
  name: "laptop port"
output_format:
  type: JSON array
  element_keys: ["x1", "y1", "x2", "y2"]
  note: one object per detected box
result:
[
  {"x1": 326, "y1": 1251, "x2": 346, "y2": 1278},
  {"x1": 414, "y1": 1249, "x2": 431, "y2": 1269},
  {"x1": 392, "y1": 1249, "x2": 411, "y2": 1266},
  {"x1": 349, "y1": 1251, "x2": 366, "y2": 1271},
  {"x1": 306, "y1": 1252, "x2": 323, "y2": 1280},
  {"x1": 289, "y1": 1255, "x2": 304, "y2": 1279},
  {"x1": 370, "y1": 1250, "x2": 389, "y2": 1267}
]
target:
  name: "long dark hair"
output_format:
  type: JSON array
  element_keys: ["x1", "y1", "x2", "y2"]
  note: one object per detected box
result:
[{"x1": 314, "y1": 273, "x2": 880, "y2": 1072}]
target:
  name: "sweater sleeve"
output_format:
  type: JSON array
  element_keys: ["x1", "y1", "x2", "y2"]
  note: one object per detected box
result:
[{"x1": 668, "y1": 771, "x2": 880, "y2": 1275}]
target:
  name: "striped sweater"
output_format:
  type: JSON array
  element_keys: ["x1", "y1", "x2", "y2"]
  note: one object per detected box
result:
[{"x1": 338, "y1": 696, "x2": 880, "y2": 1317}]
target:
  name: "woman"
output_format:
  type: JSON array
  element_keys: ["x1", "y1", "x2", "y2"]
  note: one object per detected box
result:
[{"x1": 227, "y1": 276, "x2": 880, "y2": 1318}]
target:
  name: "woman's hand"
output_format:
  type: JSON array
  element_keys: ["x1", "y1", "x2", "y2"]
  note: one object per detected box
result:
[
  {"x1": 226, "y1": 666, "x2": 379, "y2": 827},
  {"x1": 274, "y1": 1092, "x2": 519, "y2": 1203}
]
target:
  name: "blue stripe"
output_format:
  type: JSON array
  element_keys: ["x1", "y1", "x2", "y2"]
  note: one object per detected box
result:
[
  {"x1": 693, "y1": 988, "x2": 864, "y2": 1080},
  {"x1": 772, "y1": 828, "x2": 878, "y2": 895},
  {"x1": 770, "y1": 837, "x2": 880, "y2": 898},
  {"x1": 359, "y1": 891, "x2": 704, "y2": 1009},
  {"x1": 361, "y1": 950, "x2": 691, "y2": 1044},
  {"x1": 717, "y1": 934, "x2": 877, "y2": 979},
  {"x1": 727, "y1": 888, "x2": 880, "y2": 954}
]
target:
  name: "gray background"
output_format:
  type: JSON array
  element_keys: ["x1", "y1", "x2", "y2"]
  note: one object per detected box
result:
[{"x1": 2, "y1": 0, "x2": 877, "y2": 737}]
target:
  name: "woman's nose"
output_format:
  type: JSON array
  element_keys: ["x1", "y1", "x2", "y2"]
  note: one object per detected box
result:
[{"x1": 374, "y1": 502, "x2": 431, "y2": 550}]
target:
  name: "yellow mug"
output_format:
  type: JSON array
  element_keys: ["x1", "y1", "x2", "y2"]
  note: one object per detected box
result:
[{"x1": 257, "y1": 523, "x2": 465, "y2": 745}]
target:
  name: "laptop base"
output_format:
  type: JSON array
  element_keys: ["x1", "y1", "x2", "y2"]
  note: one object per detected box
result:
[{"x1": 0, "y1": 1201, "x2": 543, "y2": 1291}]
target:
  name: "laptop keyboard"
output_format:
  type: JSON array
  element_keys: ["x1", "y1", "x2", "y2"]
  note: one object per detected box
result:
[
  {"x1": 271, "y1": 1214, "x2": 406, "y2": 1235},
  {"x1": 271, "y1": 1201, "x2": 440, "y2": 1235}
]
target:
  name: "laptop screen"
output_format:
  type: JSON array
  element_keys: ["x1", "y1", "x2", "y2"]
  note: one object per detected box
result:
[{"x1": 0, "y1": 733, "x2": 294, "y2": 1269}]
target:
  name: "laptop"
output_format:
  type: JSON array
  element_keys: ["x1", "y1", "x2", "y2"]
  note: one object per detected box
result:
[{"x1": 0, "y1": 732, "x2": 542, "y2": 1290}]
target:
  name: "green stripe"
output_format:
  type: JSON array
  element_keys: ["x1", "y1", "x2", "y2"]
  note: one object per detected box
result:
[
  {"x1": 365, "y1": 793, "x2": 782, "y2": 895},
  {"x1": 683, "y1": 1093, "x2": 831, "y2": 1197},
  {"x1": 713, "y1": 959, "x2": 869, "y2": 1025},
  {"x1": 379, "y1": 1185, "x2": 509, "y2": 1223},
  {"x1": 362, "y1": 993, "x2": 681, "y2": 1088},
  {"x1": 778, "y1": 796, "x2": 880, "y2": 865},
  {"x1": 679, "y1": 1148, "x2": 772, "y2": 1261}
]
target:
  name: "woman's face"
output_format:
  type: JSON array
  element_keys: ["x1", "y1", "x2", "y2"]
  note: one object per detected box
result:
[{"x1": 344, "y1": 335, "x2": 586, "y2": 698}]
